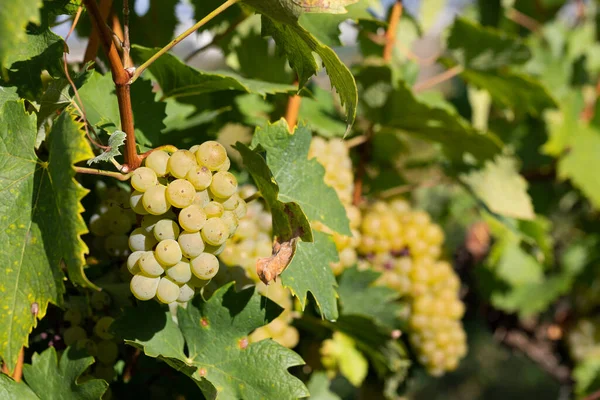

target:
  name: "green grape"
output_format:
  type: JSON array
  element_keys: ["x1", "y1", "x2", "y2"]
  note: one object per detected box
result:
[
  {"x1": 104, "y1": 234, "x2": 129, "y2": 257},
  {"x1": 155, "y1": 239, "x2": 183, "y2": 266},
  {"x1": 193, "y1": 190, "x2": 210, "y2": 207},
  {"x1": 210, "y1": 171, "x2": 238, "y2": 199},
  {"x1": 204, "y1": 201, "x2": 224, "y2": 218},
  {"x1": 64, "y1": 326, "x2": 87, "y2": 346},
  {"x1": 201, "y1": 217, "x2": 228, "y2": 246},
  {"x1": 145, "y1": 150, "x2": 170, "y2": 177},
  {"x1": 131, "y1": 167, "x2": 158, "y2": 192},
  {"x1": 156, "y1": 277, "x2": 180, "y2": 304},
  {"x1": 104, "y1": 208, "x2": 133, "y2": 234},
  {"x1": 127, "y1": 251, "x2": 144, "y2": 274},
  {"x1": 190, "y1": 252, "x2": 219, "y2": 279},
  {"x1": 78, "y1": 339, "x2": 98, "y2": 356},
  {"x1": 141, "y1": 211, "x2": 175, "y2": 233},
  {"x1": 186, "y1": 165, "x2": 212, "y2": 190},
  {"x1": 142, "y1": 185, "x2": 171, "y2": 215},
  {"x1": 216, "y1": 157, "x2": 231, "y2": 172},
  {"x1": 178, "y1": 205, "x2": 207, "y2": 232},
  {"x1": 96, "y1": 340, "x2": 119, "y2": 365},
  {"x1": 189, "y1": 144, "x2": 200, "y2": 153},
  {"x1": 94, "y1": 316, "x2": 115, "y2": 340},
  {"x1": 89, "y1": 214, "x2": 110, "y2": 237},
  {"x1": 219, "y1": 193, "x2": 240, "y2": 211},
  {"x1": 195, "y1": 141, "x2": 227, "y2": 170},
  {"x1": 168, "y1": 149, "x2": 197, "y2": 179},
  {"x1": 64, "y1": 309, "x2": 83, "y2": 326},
  {"x1": 130, "y1": 273, "x2": 160, "y2": 300},
  {"x1": 178, "y1": 231, "x2": 205, "y2": 258},
  {"x1": 177, "y1": 283, "x2": 195, "y2": 302},
  {"x1": 130, "y1": 190, "x2": 148, "y2": 215},
  {"x1": 138, "y1": 251, "x2": 165, "y2": 276},
  {"x1": 234, "y1": 199, "x2": 248, "y2": 219},
  {"x1": 129, "y1": 227, "x2": 158, "y2": 252},
  {"x1": 91, "y1": 290, "x2": 111, "y2": 310},
  {"x1": 153, "y1": 219, "x2": 180, "y2": 241},
  {"x1": 166, "y1": 179, "x2": 195, "y2": 208},
  {"x1": 221, "y1": 211, "x2": 239, "y2": 237},
  {"x1": 188, "y1": 274, "x2": 210, "y2": 288},
  {"x1": 166, "y1": 260, "x2": 192, "y2": 284}
]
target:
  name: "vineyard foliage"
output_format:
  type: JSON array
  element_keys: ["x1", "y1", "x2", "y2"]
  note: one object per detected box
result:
[{"x1": 1, "y1": 0, "x2": 600, "y2": 398}]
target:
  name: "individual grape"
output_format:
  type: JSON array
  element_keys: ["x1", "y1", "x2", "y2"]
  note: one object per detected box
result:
[
  {"x1": 195, "y1": 141, "x2": 227, "y2": 170},
  {"x1": 221, "y1": 211, "x2": 239, "y2": 237},
  {"x1": 64, "y1": 326, "x2": 87, "y2": 346},
  {"x1": 167, "y1": 150, "x2": 197, "y2": 179},
  {"x1": 166, "y1": 260, "x2": 192, "y2": 284},
  {"x1": 155, "y1": 239, "x2": 183, "y2": 266},
  {"x1": 127, "y1": 251, "x2": 144, "y2": 274},
  {"x1": 277, "y1": 326, "x2": 300, "y2": 348},
  {"x1": 204, "y1": 242, "x2": 226, "y2": 256},
  {"x1": 104, "y1": 208, "x2": 134, "y2": 234},
  {"x1": 64, "y1": 309, "x2": 83, "y2": 326},
  {"x1": 104, "y1": 234, "x2": 129, "y2": 257},
  {"x1": 89, "y1": 214, "x2": 110, "y2": 237},
  {"x1": 145, "y1": 150, "x2": 170, "y2": 177},
  {"x1": 188, "y1": 274, "x2": 210, "y2": 288},
  {"x1": 219, "y1": 193, "x2": 240, "y2": 211},
  {"x1": 234, "y1": 198, "x2": 248, "y2": 219},
  {"x1": 156, "y1": 277, "x2": 181, "y2": 304},
  {"x1": 217, "y1": 157, "x2": 231, "y2": 172},
  {"x1": 78, "y1": 339, "x2": 98, "y2": 356},
  {"x1": 153, "y1": 219, "x2": 180, "y2": 241},
  {"x1": 131, "y1": 167, "x2": 158, "y2": 192},
  {"x1": 130, "y1": 190, "x2": 148, "y2": 215},
  {"x1": 201, "y1": 217, "x2": 228, "y2": 246},
  {"x1": 96, "y1": 340, "x2": 119, "y2": 365},
  {"x1": 189, "y1": 144, "x2": 200, "y2": 153},
  {"x1": 141, "y1": 212, "x2": 176, "y2": 233},
  {"x1": 186, "y1": 165, "x2": 212, "y2": 190},
  {"x1": 178, "y1": 205, "x2": 207, "y2": 232},
  {"x1": 91, "y1": 291, "x2": 112, "y2": 310},
  {"x1": 191, "y1": 253, "x2": 219, "y2": 280},
  {"x1": 204, "y1": 201, "x2": 224, "y2": 218},
  {"x1": 193, "y1": 190, "x2": 210, "y2": 207},
  {"x1": 129, "y1": 227, "x2": 158, "y2": 252},
  {"x1": 138, "y1": 252, "x2": 165, "y2": 276},
  {"x1": 177, "y1": 283, "x2": 195, "y2": 302},
  {"x1": 209, "y1": 171, "x2": 238, "y2": 199},
  {"x1": 94, "y1": 316, "x2": 115, "y2": 340},
  {"x1": 178, "y1": 231, "x2": 205, "y2": 258},
  {"x1": 142, "y1": 185, "x2": 171, "y2": 215},
  {"x1": 130, "y1": 273, "x2": 160, "y2": 300},
  {"x1": 166, "y1": 179, "x2": 195, "y2": 208}
]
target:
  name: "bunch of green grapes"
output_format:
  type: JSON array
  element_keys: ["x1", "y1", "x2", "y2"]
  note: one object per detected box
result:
[
  {"x1": 308, "y1": 137, "x2": 361, "y2": 275},
  {"x1": 125, "y1": 142, "x2": 246, "y2": 305},
  {"x1": 248, "y1": 281, "x2": 299, "y2": 349},
  {"x1": 62, "y1": 293, "x2": 120, "y2": 382},
  {"x1": 358, "y1": 199, "x2": 466, "y2": 376},
  {"x1": 219, "y1": 185, "x2": 273, "y2": 281},
  {"x1": 88, "y1": 184, "x2": 137, "y2": 258},
  {"x1": 567, "y1": 318, "x2": 600, "y2": 362}
]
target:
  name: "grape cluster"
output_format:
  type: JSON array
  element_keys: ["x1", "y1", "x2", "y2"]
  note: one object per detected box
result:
[
  {"x1": 308, "y1": 137, "x2": 361, "y2": 275},
  {"x1": 567, "y1": 318, "x2": 600, "y2": 362},
  {"x1": 248, "y1": 281, "x2": 299, "y2": 349},
  {"x1": 125, "y1": 142, "x2": 246, "y2": 305},
  {"x1": 358, "y1": 199, "x2": 467, "y2": 376}
]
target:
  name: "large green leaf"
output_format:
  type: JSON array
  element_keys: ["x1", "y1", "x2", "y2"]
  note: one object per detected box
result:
[
  {"x1": 115, "y1": 284, "x2": 308, "y2": 399},
  {"x1": 306, "y1": 372, "x2": 340, "y2": 400},
  {"x1": 21, "y1": 347, "x2": 108, "y2": 400},
  {"x1": 0, "y1": 374, "x2": 38, "y2": 400},
  {"x1": 0, "y1": 0, "x2": 42, "y2": 69},
  {"x1": 0, "y1": 102, "x2": 94, "y2": 373},
  {"x1": 0, "y1": 86, "x2": 19, "y2": 109},
  {"x1": 298, "y1": 85, "x2": 347, "y2": 137}
]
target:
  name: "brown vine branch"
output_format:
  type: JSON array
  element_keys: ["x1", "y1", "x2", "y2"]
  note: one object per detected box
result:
[
  {"x1": 183, "y1": 16, "x2": 247, "y2": 63},
  {"x1": 12, "y1": 348, "x2": 24, "y2": 382},
  {"x1": 383, "y1": 1, "x2": 403, "y2": 63},
  {"x1": 83, "y1": 0, "x2": 113, "y2": 65},
  {"x1": 584, "y1": 389, "x2": 600, "y2": 400},
  {"x1": 413, "y1": 65, "x2": 464, "y2": 92},
  {"x1": 75, "y1": 166, "x2": 133, "y2": 181},
  {"x1": 506, "y1": 8, "x2": 541, "y2": 32},
  {"x1": 122, "y1": 0, "x2": 132, "y2": 69}
]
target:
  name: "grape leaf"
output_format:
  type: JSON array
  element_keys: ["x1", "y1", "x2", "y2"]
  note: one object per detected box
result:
[
  {"x1": 461, "y1": 155, "x2": 535, "y2": 220},
  {"x1": 86, "y1": 130, "x2": 127, "y2": 165},
  {"x1": 0, "y1": 102, "x2": 95, "y2": 373},
  {"x1": 251, "y1": 120, "x2": 351, "y2": 236},
  {"x1": 281, "y1": 231, "x2": 340, "y2": 320},
  {"x1": 115, "y1": 284, "x2": 309, "y2": 399},
  {"x1": 21, "y1": 346, "x2": 108, "y2": 400},
  {"x1": 0, "y1": 374, "x2": 38, "y2": 400},
  {"x1": 43, "y1": 0, "x2": 82, "y2": 16},
  {"x1": 132, "y1": 46, "x2": 297, "y2": 98},
  {"x1": 0, "y1": 0, "x2": 42, "y2": 69},
  {"x1": 0, "y1": 86, "x2": 19, "y2": 109},
  {"x1": 306, "y1": 372, "x2": 341, "y2": 400},
  {"x1": 298, "y1": 85, "x2": 347, "y2": 137}
]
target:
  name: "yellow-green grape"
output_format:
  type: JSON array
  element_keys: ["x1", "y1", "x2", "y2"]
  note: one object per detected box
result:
[
  {"x1": 155, "y1": 239, "x2": 182, "y2": 266},
  {"x1": 217, "y1": 157, "x2": 231, "y2": 172},
  {"x1": 94, "y1": 316, "x2": 115, "y2": 340},
  {"x1": 64, "y1": 309, "x2": 83, "y2": 326},
  {"x1": 166, "y1": 179, "x2": 195, "y2": 208},
  {"x1": 104, "y1": 208, "x2": 134, "y2": 234},
  {"x1": 191, "y1": 253, "x2": 219, "y2": 280},
  {"x1": 91, "y1": 290, "x2": 111, "y2": 310},
  {"x1": 219, "y1": 193, "x2": 240, "y2": 211},
  {"x1": 186, "y1": 165, "x2": 213, "y2": 190},
  {"x1": 64, "y1": 326, "x2": 87, "y2": 346},
  {"x1": 130, "y1": 190, "x2": 148, "y2": 215},
  {"x1": 177, "y1": 283, "x2": 195, "y2": 302},
  {"x1": 234, "y1": 198, "x2": 248, "y2": 219},
  {"x1": 221, "y1": 211, "x2": 239, "y2": 237},
  {"x1": 278, "y1": 326, "x2": 300, "y2": 348},
  {"x1": 201, "y1": 217, "x2": 228, "y2": 246},
  {"x1": 78, "y1": 339, "x2": 98, "y2": 356},
  {"x1": 210, "y1": 171, "x2": 238, "y2": 199},
  {"x1": 131, "y1": 167, "x2": 158, "y2": 192},
  {"x1": 95, "y1": 365, "x2": 115, "y2": 382},
  {"x1": 189, "y1": 144, "x2": 200, "y2": 153},
  {"x1": 308, "y1": 137, "x2": 354, "y2": 204},
  {"x1": 166, "y1": 260, "x2": 192, "y2": 284},
  {"x1": 96, "y1": 340, "x2": 119, "y2": 365},
  {"x1": 127, "y1": 251, "x2": 144, "y2": 274},
  {"x1": 153, "y1": 219, "x2": 180, "y2": 241},
  {"x1": 141, "y1": 212, "x2": 175, "y2": 233},
  {"x1": 567, "y1": 319, "x2": 600, "y2": 362},
  {"x1": 138, "y1": 251, "x2": 165, "y2": 276},
  {"x1": 156, "y1": 277, "x2": 181, "y2": 304},
  {"x1": 130, "y1": 273, "x2": 160, "y2": 300},
  {"x1": 167, "y1": 149, "x2": 197, "y2": 179},
  {"x1": 178, "y1": 205, "x2": 207, "y2": 232},
  {"x1": 178, "y1": 231, "x2": 205, "y2": 258},
  {"x1": 193, "y1": 190, "x2": 210, "y2": 207},
  {"x1": 188, "y1": 274, "x2": 210, "y2": 288},
  {"x1": 89, "y1": 214, "x2": 110, "y2": 237},
  {"x1": 145, "y1": 150, "x2": 170, "y2": 177},
  {"x1": 205, "y1": 242, "x2": 226, "y2": 256},
  {"x1": 104, "y1": 234, "x2": 129, "y2": 257},
  {"x1": 142, "y1": 185, "x2": 171, "y2": 215},
  {"x1": 195, "y1": 141, "x2": 227, "y2": 170},
  {"x1": 204, "y1": 201, "x2": 224, "y2": 219},
  {"x1": 129, "y1": 227, "x2": 158, "y2": 252}
]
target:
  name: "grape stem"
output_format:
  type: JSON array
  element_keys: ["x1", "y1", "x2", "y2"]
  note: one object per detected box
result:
[
  {"x1": 243, "y1": 192, "x2": 262, "y2": 203},
  {"x1": 139, "y1": 145, "x2": 179, "y2": 160},
  {"x1": 75, "y1": 166, "x2": 133, "y2": 181},
  {"x1": 83, "y1": 0, "x2": 114, "y2": 65},
  {"x1": 129, "y1": 0, "x2": 241, "y2": 84},
  {"x1": 284, "y1": 79, "x2": 302, "y2": 133}
]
